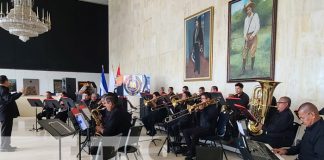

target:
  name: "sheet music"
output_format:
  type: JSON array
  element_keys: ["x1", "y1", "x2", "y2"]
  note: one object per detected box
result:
[
  {"x1": 236, "y1": 121, "x2": 245, "y2": 136},
  {"x1": 264, "y1": 144, "x2": 285, "y2": 160}
]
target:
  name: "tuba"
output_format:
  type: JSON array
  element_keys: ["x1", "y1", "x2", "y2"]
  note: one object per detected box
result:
[
  {"x1": 91, "y1": 108, "x2": 104, "y2": 136},
  {"x1": 248, "y1": 80, "x2": 280, "y2": 135}
]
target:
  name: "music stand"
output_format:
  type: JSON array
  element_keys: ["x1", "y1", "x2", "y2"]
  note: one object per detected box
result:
[
  {"x1": 234, "y1": 104, "x2": 257, "y2": 122},
  {"x1": 61, "y1": 97, "x2": 76, "y2": 126},
  {"x1": 71, "y1": 107, "x2": 91, "y2": 160},
  {"x1": 38, "y1": 119, "x2": 75, "y2": 160},
  {"x1": 210, "y1": 92, "x2": 226, "y2": 106},
  {"x1": 78, "y1": 105, "x2": 92, "y2": 121},
  {"x1": 27, "y1": 98, "x2": 44, "y2": 132}
]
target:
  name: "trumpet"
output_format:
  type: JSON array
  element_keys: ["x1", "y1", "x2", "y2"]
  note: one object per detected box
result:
[
  {"x1": 144, "y1": 95, "x2": 169, "y2": 106},
  {"x1": 165, "y1": 99, "x2": 218, "y2": 123},
  {"x1": 171, "y1": 94, "x2": 200, "y2": 107}
]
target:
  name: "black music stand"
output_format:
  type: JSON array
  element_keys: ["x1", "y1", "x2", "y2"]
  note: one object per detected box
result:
[
  {"x1": 234, "y1": 104, "x2": 257, "y2": 122},
  {"x1": 38, "y1": 119, "x2": 75, "y2": 160},
  {"x1": 27, "y1": 98, "x2": 44, "y2": 132},
  {"x1": 211, "y1": 92, "x2": 226, "y2": 106},
  {"x1": 61, "y1": 97, "x2": 76, "y2": 126}
]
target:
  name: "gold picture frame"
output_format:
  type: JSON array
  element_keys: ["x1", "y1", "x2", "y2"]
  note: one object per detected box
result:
[{"x1": 184, "y1": 7, "x2": 214, "y2": 81}]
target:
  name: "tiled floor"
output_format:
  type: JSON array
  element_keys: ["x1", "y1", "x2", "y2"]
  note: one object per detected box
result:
[{"x1": 0, "y1": 117, "x2": 297, "y2": 160}]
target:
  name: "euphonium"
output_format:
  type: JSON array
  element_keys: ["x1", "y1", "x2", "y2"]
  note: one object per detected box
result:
[
  {"x1": 248, "y1": 80, "x2": 280, "y2": 135},
  {"x1": 91, "y1": 108, "x2": 104, "y2": 136}
]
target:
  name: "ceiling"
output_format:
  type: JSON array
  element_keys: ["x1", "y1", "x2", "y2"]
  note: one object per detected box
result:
[{"x1": 79, "y1": 0, "x2": 108, "y2": 5}]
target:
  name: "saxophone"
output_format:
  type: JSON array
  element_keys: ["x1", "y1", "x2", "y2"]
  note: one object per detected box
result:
[
  {"x1": 91, "y1": 105, "x2": 104, "y2": 136},
  {"x1": 248, "y1": 80, "x2": 280, "y2": 135}
]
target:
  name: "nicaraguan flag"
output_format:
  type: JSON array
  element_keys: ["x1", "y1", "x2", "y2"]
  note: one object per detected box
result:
[{"x1": 100, "y1": 65, "x2": 108, "y2": 96}]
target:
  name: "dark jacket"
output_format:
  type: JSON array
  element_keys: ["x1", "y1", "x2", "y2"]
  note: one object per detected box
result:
[
  {"x1": 263, "y1": 108, "x2": 294, "y2": 137},
  {"x1": 199, "y1": 104, "x2": 219, "y2": 131},
  {"x1": 0, "y1": 85, "x2": 22, "y2": 121},
  {"x1": 102, "y1": 107, "x2": 131, "y2": 136},
  {"x1": 234, "y1": 92, "x2": 250, "y2": 109},
  {"x1": 287, "y1": 118, "x2": 324, "y2": 160}
]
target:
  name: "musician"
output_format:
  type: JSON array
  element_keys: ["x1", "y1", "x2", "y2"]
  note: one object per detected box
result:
[
  {"x1": 183, "y1": 92, "x2": 219, "y2": 159},
  {"x1": 88, "y1": 93, "x2": 100, "y2": 110},
  {"x1": 95, "y1": 93, "x2": 131, "y2": 136},
  {"x1": 273, "y1": 102, "x2": 324, "y2": 160},
  {"x1": 0, "y1": 75, "x2": 24, "y2": 152},
  {"x1": 198, "y1": 87, "x2": 205, "y2": 95},
  {"x1": 54, "y1": 92, "x2": 69, "y2": 123},
  {"x1": 168, "y1": 87, "x2": 175, "y2": 96},
  {"x1": 251, "y1": 96, "x2": 294, "y2": 147},
  {"x1": 91, "y1": 93, "x2": 131, "y2": 160},
  {"x1": 81, "y1": 92, "x2": 91, "y2": 106},
  {"x1": 210, "y1": 86, "x2": 218, "y2": 92},
  {"x1": 182, "y1": 86, "x2": 189, "y2": 93},
  {"x1": 37, "y1": 91, "x2": 55, "y2": 123},
  {"x1": 159, "y1": 87, "x2": 167, "y2": 95},
  {"x1": 142, "y1": 92, "x2": 168, "y2": 136},
  {"x1": 169, "y1": 91, "x2": 194, "y2": 139},
  {"x1": 234, "y1": 82, "x2": 249, "y2": 108}
]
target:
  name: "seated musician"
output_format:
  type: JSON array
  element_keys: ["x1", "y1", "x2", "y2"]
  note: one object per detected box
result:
[
  {"x1": 183, "y1": 92, "x2": 219, "y2": 160},
  {"x1": 198, "y1": 87, "x2": 205, "y2": 95},
  {"x1": 168, "y1": 87, "x2": 175, "y2": 96},
  {"x1": 234, "y1": 82, "x2": 249, "y2": 108},
  {"x1": 91, "y1": 93, "x2": 131, "y2": 159},
  {"x1": 159, "y1": 87, "x2": 167, "y2": 95},
  {"x1": 37, "y1": 91, "x2": 55, "y2": 121},
  {"x1": 81, "y1": 92, "x2": 91, "y2": 106},
  {"x1": 182, "y1": 86, "x2": 189, "y2": 93},
  {"x1": 54, "y1": 92, "x2": 69, "y2": 123},
  {"x1": 142, "y1": 92, "x2": 168, "y2": 136},
  {"x1": 251, "y1": 96, "x2": 294, "y2": 148},
  {"x1": 273, "y1": 102, "x2": 324, "y2": 160},
  {"x1": 95, "y1": 93, "x2": 131, "y2": 136},
  {"x1": 88, "y1": 93, "x2": 100, "y2": 110},
  {"x1": 210, "y1": 86, "x2": 218, "y2": 92},
  {"x1": 169, "y1": 91, "x2": 195, "y2": 140}
]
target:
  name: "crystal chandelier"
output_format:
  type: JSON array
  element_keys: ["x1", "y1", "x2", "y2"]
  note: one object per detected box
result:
[{"x1": 0, "y1": 0, "x2": 51, "y2": 42}]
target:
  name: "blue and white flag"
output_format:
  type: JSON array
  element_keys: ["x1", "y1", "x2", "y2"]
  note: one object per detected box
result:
[{"x1": 99, "y1": 66, "x2": 108, "y2": 96}]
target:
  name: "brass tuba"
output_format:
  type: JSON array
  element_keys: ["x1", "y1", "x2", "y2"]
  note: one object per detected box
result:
[{"x1": 248, "y1": 80, "x2": 280, "y2": 135}]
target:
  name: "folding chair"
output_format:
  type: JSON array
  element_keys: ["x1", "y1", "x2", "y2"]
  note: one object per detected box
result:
[{"x1": 118, "y1": 125, "x2": 143, "y2": 160}]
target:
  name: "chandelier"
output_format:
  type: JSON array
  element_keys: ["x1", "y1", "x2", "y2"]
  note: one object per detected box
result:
[{"x1": 0, "y1": 0, "x2": 51, "y2": 42}]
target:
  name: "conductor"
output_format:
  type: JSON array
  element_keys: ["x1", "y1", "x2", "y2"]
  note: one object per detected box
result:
[{"x1": 0, "y1": 75, "x2": 24, "y2": 152}]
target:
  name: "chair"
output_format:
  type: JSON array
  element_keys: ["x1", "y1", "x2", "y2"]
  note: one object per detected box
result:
[
  {"x1": 290, "y1": 122, "x2": 301, "y2": 146},
  {"x1": 93, "y1": 134, "x2": 122, "y2": 160},
  {"x1": 118, "y1": 125, "x2": 143, "y2": 160}
]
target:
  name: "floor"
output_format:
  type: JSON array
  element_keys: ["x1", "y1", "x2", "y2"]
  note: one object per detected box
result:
[{"x1": 0, "y1": 117, "x2": 297, "y2": 160}]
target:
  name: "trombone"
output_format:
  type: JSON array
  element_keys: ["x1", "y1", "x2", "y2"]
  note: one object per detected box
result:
[
  {"x1": 171, "y1": 94, "x2": 200, "y2": 107},
  {"x1": 165, "y1": 98, "x2": 218, "y2": 123},
  {"x1": 143, "y1": 95, "x2": 170, "y2": 106}
]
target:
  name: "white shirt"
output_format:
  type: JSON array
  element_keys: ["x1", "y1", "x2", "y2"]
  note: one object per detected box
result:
[{"x1": 243, "y1": 13, "x2": 260, "y2": 37}]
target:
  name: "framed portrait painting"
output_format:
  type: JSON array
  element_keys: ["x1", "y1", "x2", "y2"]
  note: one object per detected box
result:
[
  {"x1": 227, "y1": 0, "x2": 277, "y2": 82},
  {"x1": 184, "y1": 7, "x2": 214, "y2": 81},
  {"x1": 53, "y1": 79, "x2": 63, "y2": 94}
]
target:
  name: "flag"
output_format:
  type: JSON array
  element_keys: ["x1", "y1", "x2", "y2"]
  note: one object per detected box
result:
[
  {"x1": 115, "y1": 64, "x2": 123, "y2": 86},
  {"x1": 108, "y1": 67, "x2": 115, "y2": 92},
  {"x1": 116, "y1": 64, "x2": 121, "y2": 77},
  {"x1": 99, "y1": 65, "x2": 108, "y2": 96}
]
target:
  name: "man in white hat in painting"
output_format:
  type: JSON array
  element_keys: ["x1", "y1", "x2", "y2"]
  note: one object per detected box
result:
[{"x1": 241, "y1": 0, "x2": 260, "y2": 74}]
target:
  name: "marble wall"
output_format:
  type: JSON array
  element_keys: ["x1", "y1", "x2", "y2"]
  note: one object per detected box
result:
[{"x1": 109, "y1": 0, "x2": 324, "y2": 111}]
